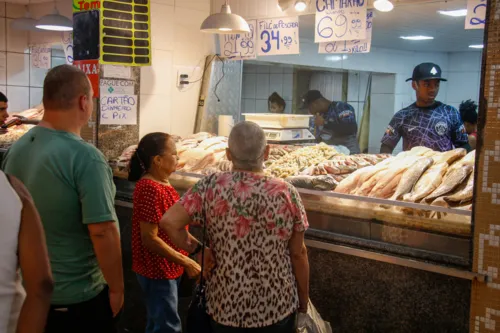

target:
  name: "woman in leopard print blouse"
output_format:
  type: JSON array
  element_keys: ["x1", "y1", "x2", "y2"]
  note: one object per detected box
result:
[{"x1": 160, "y1": 121, "x2": 310, "y2": 333}]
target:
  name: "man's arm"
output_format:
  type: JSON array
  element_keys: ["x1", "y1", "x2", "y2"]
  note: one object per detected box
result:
[
  {"x1": 10, "y1": 176, "x2": 53, "y2": 333},
  {"x1": 88, "y1": 222, "x2": 124, "y2": 317},
  {"x1": 380, "y1": 143, "x2": 394, "y2": 154}
]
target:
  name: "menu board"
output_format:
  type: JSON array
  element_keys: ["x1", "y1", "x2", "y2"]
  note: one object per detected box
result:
[
  {"x1": 465, "y1": 0, "x2": 486, "y2": 29},
  {"x1": 315, "y1": 0, "x2": 367, "y2": 43},
  {"x1": 219, "y1": 20, "x2": 257, "y2": 60},
  {"x1": 257, "y1": 17, "x2": 300, "y2": 56},
  {"x1": 318, "y1": 10, "x2": 373, "y2": 54},
  {"x1": 100, "y1": 0, "x2": 151, "y2": 66}
]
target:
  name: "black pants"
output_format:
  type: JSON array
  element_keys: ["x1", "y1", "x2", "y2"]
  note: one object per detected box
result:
[
  {"x1": 45, "y1": 286, "x2": 119, "y2": 333},
  {"x1": 210, "y1": 313, "x2": 297, "y2": 333}
]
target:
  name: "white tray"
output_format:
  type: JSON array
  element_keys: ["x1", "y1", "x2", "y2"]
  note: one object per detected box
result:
[{"x1": 243, "y1": 113, "x2": 313, "y2": 129}]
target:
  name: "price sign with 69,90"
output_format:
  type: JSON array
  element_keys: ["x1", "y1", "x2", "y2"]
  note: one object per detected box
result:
[{"x1": 257, "y1": 17, "x2": 300, "y2": 56}]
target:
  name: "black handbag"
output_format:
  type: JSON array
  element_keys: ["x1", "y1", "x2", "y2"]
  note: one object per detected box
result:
[{"x1": 185, "y1": 221, "x2": 213, "y2": 333}]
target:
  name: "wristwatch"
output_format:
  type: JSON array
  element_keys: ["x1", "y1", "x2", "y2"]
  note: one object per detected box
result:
[{"x1": 192, "y1": 242, "x2": 203, "y2": 256}]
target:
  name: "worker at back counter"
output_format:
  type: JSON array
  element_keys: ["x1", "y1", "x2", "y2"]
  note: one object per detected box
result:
[
  {"x1": 303, "y1": 90, "x2": 361, "y2": 154},
  {"x1": 380, "y1": 63, "x2": 472, "y2": 154}
]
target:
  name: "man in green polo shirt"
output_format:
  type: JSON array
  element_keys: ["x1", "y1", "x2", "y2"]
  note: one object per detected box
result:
[{"x1": 2, "y1": 65, "x2": 124, "y2": 333}]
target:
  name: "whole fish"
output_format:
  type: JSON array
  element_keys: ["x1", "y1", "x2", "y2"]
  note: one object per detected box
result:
[
  {"x1": 336, "y1": 165, "x2": 379, "y2": 194},
  {"x1": 369, "y1": 157, "x2": 418, "y2": 198},
  {"x1": 409, "y1": 146, "x2": 433, "y2": 156},
  {"x1": 432, "y1": 148, "x2": 467, "y2": 165},
  {"x1": 425, "y1": 165, "x2": 473, "y2": 202},
  {"x1": 444, "y1": 171, "x2": 475, "y2": 204},
  {"x1": 446, "y1": 150, "x2": 476, "y2": 176},
  {"x1": 403, "y1": 162, "x2": 448, "y2": 202},
  {"x1": 387, "y1": 157, "x2": 433, "y2": 201}
]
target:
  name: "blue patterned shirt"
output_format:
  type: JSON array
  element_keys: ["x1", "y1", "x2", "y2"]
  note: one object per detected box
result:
[{"x1": 381, "y1": 102, "x2": 468, "y2": 152}]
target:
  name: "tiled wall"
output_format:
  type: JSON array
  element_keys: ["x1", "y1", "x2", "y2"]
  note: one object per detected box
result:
[
  {"x1": 241, "y1": 63, "x2": 294, "y2": 114},
  {"x1": 0, "y1": 1, "x2": 70, "y2": 113},
  {"x1": 139, "y1": 0, "x2": 215, "y2": 138}
]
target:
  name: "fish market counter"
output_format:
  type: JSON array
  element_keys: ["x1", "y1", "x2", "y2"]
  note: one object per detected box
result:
[{"x1": 114, "y1": 174, "x2": 478, "y2": 333}]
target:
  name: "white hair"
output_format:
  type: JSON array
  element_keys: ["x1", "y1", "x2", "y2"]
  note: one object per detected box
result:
[{"x1": 228, "y1": 121, "x2": 267, "y2": 171}]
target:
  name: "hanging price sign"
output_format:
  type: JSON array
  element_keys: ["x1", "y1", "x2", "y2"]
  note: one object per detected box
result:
[
  {"x1": 315, "y1": 0, "x2": 367, "y2": 43},
  {"x1": 257, "y1": 17, "x2": 300, "y2": 56},
  {"x1": 219, "y1": 20, "x2": 257, "y2": 60}
]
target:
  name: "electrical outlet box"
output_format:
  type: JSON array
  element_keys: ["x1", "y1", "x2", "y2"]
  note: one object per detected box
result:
[{"x1": 176, "y1": 66, "x2": 202, "y2": 90}]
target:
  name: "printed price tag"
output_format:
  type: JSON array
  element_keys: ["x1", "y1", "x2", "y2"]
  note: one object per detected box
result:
[
  {"x1": 315, "y1": 0, "x2": 367, "y2": 43},
  {"x1": 257, "y1": 17, "x2": 300, "y2": 56},
  {"x1": 465, "y1": 0, "x2": 486, "y2": 29},
  {"x1": 319, "y1": 10, "x2": 373, "y2": 54},
  {"x1": 219, "y1": 20, "x2": 257, "y2": 60}
]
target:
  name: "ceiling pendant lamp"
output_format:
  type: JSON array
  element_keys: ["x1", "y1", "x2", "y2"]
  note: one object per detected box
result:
[
  {"x1": 10, "y1": 4, "x2": 37, "y2": 31},
  {"x1": 200, "y1": 0, "x2": 250, "y2": 34},
  {"x1": 36, "y1": 1, "x2": 72, "y2": 32},
  {"x1": 374, "y1": 0, "x2": 394, "y2": 12}
]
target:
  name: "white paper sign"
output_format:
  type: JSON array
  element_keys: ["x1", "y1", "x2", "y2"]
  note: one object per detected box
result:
[
  {"x1": 257, "y1": 17, "x2": 300, "y2": 56},
  {"x1": 319, "y1": 10, "x2": 373, "y2": 54},
  {"x1": 61, "y1": 32, "x2": 73, "y2": 65},
  {"x1": 315, "y1": 0, "x2": 367, "y2": 43},
  {"x1": 100, "y1": 94, "x2": 137, "y2": 125},
  {"x1": 103, "y1": 65, "x2": 132, "y2": 79},
  {"x1": 100, "y1": 79, "x2": 135, "y2": 95},
  {"x1": 219, "y1": 20, "x2": 257, "y2": 60},
  {"x1": 31, "y1": 44, "x2": 51, "y2": 69},
  {"x1": 466, "y1": 0, "x2": 487, "y2": 29}
]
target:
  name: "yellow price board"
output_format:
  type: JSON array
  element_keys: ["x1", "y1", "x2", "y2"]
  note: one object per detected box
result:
[{"x1": 99, "y1": 0, "x2": 151, "y2": 66}]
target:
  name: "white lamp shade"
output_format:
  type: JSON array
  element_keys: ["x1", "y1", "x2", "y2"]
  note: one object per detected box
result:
[
  {"x1": 36, "y1": 8, "x2": 73, "y2": 31},
  {"x1": 374, "y1": 0, "x2": 394, "y2": 12},
  {"x1": 200, "y1": 4, "x2": 250, "y2": 34}
]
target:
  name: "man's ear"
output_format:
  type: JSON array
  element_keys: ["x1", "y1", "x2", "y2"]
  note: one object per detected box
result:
[{"x1": 412, "y1": 81, "x2": 418, "y2": 91}]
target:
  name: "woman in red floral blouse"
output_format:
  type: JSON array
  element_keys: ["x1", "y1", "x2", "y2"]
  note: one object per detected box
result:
[
  {"x1": 160, "y1": 122, "x2": 310, "y2": 333},
  {"x1": 128, "y1": 132, "x2": 201, "y2": 333}
]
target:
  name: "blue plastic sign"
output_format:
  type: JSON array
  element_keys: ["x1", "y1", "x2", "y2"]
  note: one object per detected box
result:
[
  {"x1": 319, "y1": 10, "x2": 372, "y2": 54},
  {"x1": 257, "y1": 17, "x2": 300, "y2": 56},
  {"x1": 219, "y1": 20, "x2": 257, "y2": 60},
  {"x1": 315, "y1": 0, "x2": 367, "y2": 43},
  {"x1": 100, "y1": 94, "x2": 137, "y2": 125},
  {"x1": 465, "y1": 0, "x2": 486, "y2": 29}
]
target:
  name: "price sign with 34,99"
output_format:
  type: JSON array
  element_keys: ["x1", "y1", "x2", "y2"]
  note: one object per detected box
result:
[{"x1": 257, "y1": 17, "x2": 300, "y2": 56}]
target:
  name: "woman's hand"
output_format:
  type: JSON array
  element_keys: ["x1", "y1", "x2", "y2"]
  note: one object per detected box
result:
[
  {"x1": 184, "y1": 258, "x2": 201, "y2": 279},
  {"x1": 198, "y1": 248, "x2": 216, "y2": 279}
]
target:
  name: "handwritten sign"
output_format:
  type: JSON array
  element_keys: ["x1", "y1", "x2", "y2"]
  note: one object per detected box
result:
[
  {"x1": 319, "y1": 10, "x2": 372, "y2": 54},
  {"x1": 61, "y1": 32, "x2": 74, "y2": 65},
  {"x1": 100, "y1": 94, "x2": 137, "y2": 125},
  {"x1": 315, "y1": 0, "x2": 367, "y2": 43},
  {"x1": 219, "y1": 20, "x2": 256, "y2": 60},
  {"x1": 257, "y1": 17, "x2": 300, "y2": 56},
  {"x1": 103, "y1": 65, "x2": 132, "y2": 79},
  {"x1": 100, "y1": 79, "x2": 135, "y2": 95},
  {"x1": 466, "y1": 0, "x2": 486, "y2": 29},
  {"x1": 31, "y1": 44, "x2": 51, "y2": 69}
]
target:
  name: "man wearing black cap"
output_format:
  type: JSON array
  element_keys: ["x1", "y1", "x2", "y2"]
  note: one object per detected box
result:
[
  {"x1": 302, "y1": 90, "x2": 360, "y2": 154},
  {"x1": 380, "y1": 63, "x2": 470, "y2": 154}
]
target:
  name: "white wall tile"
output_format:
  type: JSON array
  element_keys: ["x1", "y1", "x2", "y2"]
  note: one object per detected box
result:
[
  {"x1": 282, "y1": 73, "x2": 293, "y2": 100},
  {"x1": 242, "y1": 73, "x2": 256, "y2": 98},
  {"x1": 30, "y1": 65, "x2": 47, "y2": 88},
  {"x1": 242, "y1": 98, "x2": 256, "y2": 113},
  {"x1": 6, "y1": 18, "x2": 28, "y2": 53},
  {"x1": 446, "y1": 71, "x2": 481, "y2": 104},
  {"x1": 151, "y1": 0, "x2": 175, "y2": 4},
  {"x1": 6, "y1": 52, "x2": 29, "y2": 86},
  {"x1": 0, "y1": 3, "x2": 6, "y2": 17},
  {"x1": 255, "y1": 73, "x2": 269, "y2": 99},
  {"x1": 370, "y1": 93, "x2": 395, "y2": 152},
  {"x1": 6, "y1": 86, "x2": 29, "y2": 113},
  {"x1": 283, "y1": 66, "x2": 294, "y2": 74},
  {"x1": 51, "y1": 56, "x2": 65, "y2": 68},
  {"x1": 269, "y1": 66, "x2": 283, "y2": 74},
  {"x1": 448, "y1": 52, "x2": 482, "y2": 73},
  {"x1": 150, "y1": 2, "x2": 174, "y2": 51},
  {"x1": 29, "y1": 87, "x2": 42, "y2": 107},
  {"x1": 6, "y1": 3, "x2": 24, "y2": 19},
  {"x1": 284, "y1": 100, "x2": 292, "y2": 113},
  {"x1": 269, "y1": 73, "x2": 283, "y2": 95},
  {"x1": 140, "y1": 49, "x2": 173, "y2": 95},
  {"x1": 175, "y1": 0, "x2": 210, "y2": 12},
  {"x1": 243, "y1": 63, "x2": 257, "y2": 73},
  {"x1": 139, "y1": 94, "x2": 172, "y2": 138},
  {"x1": 0, "y1": 18, "x2": 5, "y2": 51},
  {"x1": 255, "y1": 99, "x2": 268, "y2": 113},
  {"x1": 256, "y1": 64, "x2": 270, "y2": 74},
  {"x1": 371, "y1": 74, "x2": 395, "y2": 94},
  {"x1": 0, "y1": 51, "x2": 5, "y2": 85}
]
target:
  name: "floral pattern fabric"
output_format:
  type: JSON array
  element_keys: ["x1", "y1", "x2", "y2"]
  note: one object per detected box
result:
[
  {"x1": 180, "y1": 172, "x2": 309, "y2": 328},
  {"x1": 132, "y1": 179, "x2": 188, "y2": 280}
]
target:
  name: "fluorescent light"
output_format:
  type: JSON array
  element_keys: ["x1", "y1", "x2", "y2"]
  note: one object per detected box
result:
[
  {"x1": 374, "y1": 0, "x2": 394, "y2": 12},
  {"x1": 437, "y1": 9, "x2": 468, "y2": 17},
  {"x1": 400, "y1": 35, "x2": 434, "y2": 40},
  {"x1": 200, "y1": 1, "x2": 250, "y2": 34},
  {"x1": 36, "y1": 6, "x2": 72, "y2": 31},
  {"x1": 469, "y1": 44, "x2": 484, "y2": 49},
  {"x1": 295, "y1": 0, "x2": 307, "y2": 11}
]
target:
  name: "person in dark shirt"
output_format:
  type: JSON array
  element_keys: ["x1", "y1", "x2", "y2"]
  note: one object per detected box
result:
[
  {"x1": 380, "y1": 63, "x2": 470, "y2": 153},
  {"x1": 459, "y1": 99, "x2": 478, "y2": 150},
  {"x1": 268, "y1": 92, "x2": 286, "y2": 114},
  {"x1": 0, "y1": 92, "x2": 8, "y2": 126},
  {"x1": 302, "y1": 90, "x2": 360, "y2": 154}
]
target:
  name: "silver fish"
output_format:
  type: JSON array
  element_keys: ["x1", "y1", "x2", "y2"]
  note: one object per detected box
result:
[
  {"x1": 444, "y1": 171, "x2": 475, "y2": 204},
  {"x1": 425, "y1": 165, "x2": 473, "y2": 202},
  {"x1": 403, "y1": 163, "x2": 448, "y2": 202},
  {"x1": 388, "y1": 157, "x2": 433, "y2": 201}
]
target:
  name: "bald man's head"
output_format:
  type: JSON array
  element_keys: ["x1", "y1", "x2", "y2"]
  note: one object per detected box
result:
[
  {"x1": 228, "y1": 121, "x2": 268, "y2": 171},
  {"x1": 43, "y1": 65, "x2": 91, "y2": 111}
]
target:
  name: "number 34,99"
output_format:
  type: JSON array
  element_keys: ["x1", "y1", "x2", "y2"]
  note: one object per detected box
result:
[{"x1": 260, "y1": 30, "x2": 294, "y2": 53}]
